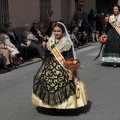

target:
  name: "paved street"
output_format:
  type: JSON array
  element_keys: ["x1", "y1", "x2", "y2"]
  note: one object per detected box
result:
[{"x1": 0, "y1": 42, "x2": 120, "y2": 120}]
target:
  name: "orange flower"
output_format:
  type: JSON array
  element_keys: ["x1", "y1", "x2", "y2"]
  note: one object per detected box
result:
[
  {"x1": 66, "y1": 61, "x2": 73, "y2": 65},
  {"x1": 100, "y1": 34, "x2": 108, "y2": 43},
  {"x1": 105, "y1": 16, "x2": 110, "y2": 23}
]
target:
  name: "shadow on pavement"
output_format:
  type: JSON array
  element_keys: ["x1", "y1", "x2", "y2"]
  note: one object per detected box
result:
[{"x1": 36, "y1": 100, "x2": 92, "y2": 116}]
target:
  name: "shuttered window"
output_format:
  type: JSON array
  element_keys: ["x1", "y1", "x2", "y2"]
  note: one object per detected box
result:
[
  {"x1": 40, "y1": 0, "x2": 51, "y2": 20},
  {"x1": 0, "y1": 0, "x2": 9, "y2": 29}
]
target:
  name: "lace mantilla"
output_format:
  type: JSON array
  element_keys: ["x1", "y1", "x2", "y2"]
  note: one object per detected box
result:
[
  {"x1": 33, "y1": 56, "x2": 75, "y2": 106},
  {"x1": 47, "y1": 36, "x2": 72, "y2": 53}
]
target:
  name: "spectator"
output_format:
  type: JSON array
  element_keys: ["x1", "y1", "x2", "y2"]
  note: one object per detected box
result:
[
  {"x1": 22, "y1": 23, "x2": 44, "y2": 60},
  {"x1": 0, "y1": 27, "x2": 20, "y2": 66},
  {"x1": 42, "y1": 8, "x2": 54, "y2": 32},
  {"x1": 88, "y1": 9, "x2": 95, "y2": 22},
  {"x1": 69, "y1": 20, "x2": 76, "y2": 34},
  {"x1": 46, "y1": 21, "x2": 56, "y2": 37},
  {"x1": 5, "y1": 22, "x2": 28, "y2": 62},
  {"x1": 74, "y1": 8, "x2": 83, "y2": 22},
  {"x1": 38, "y1": 21, "x2": 48, "y2": 43},
  {"x1": 88, "y1": 21, "x2": 97, "y2": 42},
  {"x1": 0, "y1": 41, "x2": 14, "y2": 71},
  {"x1": 81, "y1": 11, "x2": 89, "y2": 33},
  {"x1": 69, "y1": 32, "x2": 81, "y2": 47},
  {"x1": 31, "y1": 20, "x2": 46, "y2": 48},
  {"x1": 31, "y1": 20, "x2": 43, "y2": 43}
]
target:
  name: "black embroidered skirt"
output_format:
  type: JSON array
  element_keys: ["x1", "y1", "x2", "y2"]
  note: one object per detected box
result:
[
  {"x1": 32, "y1": 56, "x2": 88, "y2": 109},
  {"x1": 101, "y1": 27, "x2": 120, "y2": 63}
]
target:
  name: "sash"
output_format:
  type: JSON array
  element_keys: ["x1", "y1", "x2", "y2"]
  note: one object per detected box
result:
[
  {"x1": 110, "y1": 15, "x2": 120, "y2": 34},
  {"x1": 51, "y1": 44, "x2": 80, "y2": 98},
  {"x1": 51, "y1": 44, "x2": 65, "y2": 69},
  {"x1": 113, "y1": 23, "x2": 120, "y2": 35}
]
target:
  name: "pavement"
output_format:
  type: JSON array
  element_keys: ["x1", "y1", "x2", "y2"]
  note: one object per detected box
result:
[
  {"x1": 0, "y1": 42, "x2": 92, "y2": 74},
  {"x1": 1, "y1": 42, "x2": 120, "y2": 120}
]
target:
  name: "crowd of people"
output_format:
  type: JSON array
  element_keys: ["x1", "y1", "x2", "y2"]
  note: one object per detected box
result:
[
  {"x1": 0, "y1": 9, "x2": 55, "y2": 73},
  {"x1": 0, "y1": 21, "x2": 47, "y2": 73},
  {"x1": 69, "y1": 8, "x2": 107, "y2": 47},
  {"x1": 0, "y1": 8, "x2": 111, "y2": 73},
  {"x1": 1, "y1": 4, "x2": 120, "y2": 113}
]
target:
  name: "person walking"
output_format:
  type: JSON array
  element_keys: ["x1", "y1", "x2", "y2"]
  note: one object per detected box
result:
[
  {"x1": 100, "y1": 5, "x2": 120, "y2": 67},
  {"x1": 32, "y1": 22, "x2": 88, "y2": 111},
  {"x1": 23, "y1": 23, "x2": 45, "y2": 60}
]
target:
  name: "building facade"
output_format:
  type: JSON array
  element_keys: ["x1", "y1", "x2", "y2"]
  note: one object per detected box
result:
[
  {"x1": 0, "y1": 0, "x2": 120, "y2": 36},
  {"x1": 0, "y1": 0, "x2": 78, "y2": 36}
]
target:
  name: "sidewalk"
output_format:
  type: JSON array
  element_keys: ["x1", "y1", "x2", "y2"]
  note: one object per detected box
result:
[{"x1": 0, "y1": 42, "x2": 92, "y2": 74}]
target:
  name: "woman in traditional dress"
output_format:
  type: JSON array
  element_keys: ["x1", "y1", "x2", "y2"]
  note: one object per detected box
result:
[
  {"x1": 32, "y1": 22, "x2": 88, "y2": 110},
  {"x1": 100, "y1": 5, "x2": 120, "y2": 67}
]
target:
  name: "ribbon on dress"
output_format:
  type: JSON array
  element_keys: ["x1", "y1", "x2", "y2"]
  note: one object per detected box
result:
[
  {"x1": 94, "y1": 16, "x2": 120, "y2": 61},
  {"x1": 51, "y1": 44, "x2": 80, "y2": 98},
  {"x1": 109, "y1": 15, "x2": 120, "y2": 35},
  {"x1": 113, "y1": 23, "x2": 120, "y2": 35}
]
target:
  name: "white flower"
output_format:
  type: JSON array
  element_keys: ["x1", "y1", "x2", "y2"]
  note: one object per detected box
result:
[{"x1": 109, "y1": 16, "x2": 116, "y2": 24}]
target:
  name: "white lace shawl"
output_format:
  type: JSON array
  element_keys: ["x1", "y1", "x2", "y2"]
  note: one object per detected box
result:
[
  {"x1": 47, "y1": 35, "x2": 72, "y2": 53},
  {"x1": 109, "y1": 14, "x2": 120, "y2": 27}
]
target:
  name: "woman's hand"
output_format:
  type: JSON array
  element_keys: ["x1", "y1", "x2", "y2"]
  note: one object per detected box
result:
[{"x1": 4, "y1": 45, "x2": 7, "y2": 49}]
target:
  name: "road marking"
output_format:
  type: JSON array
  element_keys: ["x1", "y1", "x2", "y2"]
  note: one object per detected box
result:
[{"x1": 76, "y1": 46, "x2": 98, "y2": 54}]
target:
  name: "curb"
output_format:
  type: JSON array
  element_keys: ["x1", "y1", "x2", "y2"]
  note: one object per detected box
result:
[{"x1": 0, "y1": 58, "x2": 42, "y2": 74}]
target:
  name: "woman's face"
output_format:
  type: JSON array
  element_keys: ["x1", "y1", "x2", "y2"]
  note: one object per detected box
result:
[
  {"x1": 53, "y1": 26, "x2": 63, "y2": 39},
  {"x1": 113, "y1": 6, "x2": 119, "y2": 15}
]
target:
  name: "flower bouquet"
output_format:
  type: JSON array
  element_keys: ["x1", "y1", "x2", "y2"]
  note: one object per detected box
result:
[
  {"x1": 64, "y1": 58, "x2": 81, "y2": 70},
  {"x1": 64, "y1": 58, "x2": 81, "y2": 98},
  {"x1": 99, "y1": 34, "x2": 108, "y2": 43}
]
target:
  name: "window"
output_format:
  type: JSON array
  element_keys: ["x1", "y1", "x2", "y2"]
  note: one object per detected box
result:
[{"x1": 0, "y1": 0, "x2": 9, "y2": 29}]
